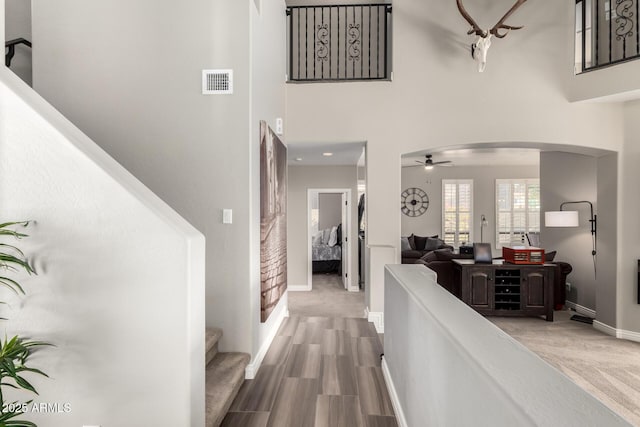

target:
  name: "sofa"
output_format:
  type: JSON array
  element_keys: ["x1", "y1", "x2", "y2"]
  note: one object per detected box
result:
[
  {"x1": 415, "y1": 249, "x2": 472, "y2": 296},
  {"x1": 401, "y1": 234, "x2": 454, "y2": 264}
]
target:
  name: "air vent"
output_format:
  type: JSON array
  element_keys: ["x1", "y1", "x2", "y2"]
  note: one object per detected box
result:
[{"x1": 202, "y1": 69, "x2": 233, "y2": 95}]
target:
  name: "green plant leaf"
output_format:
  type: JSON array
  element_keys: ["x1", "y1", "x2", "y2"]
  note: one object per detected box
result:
[
  {"x1": 13, "y1": 376, "x2": 36, "y2": 395},
  {"x1": 0, "y1": 277, "x2": 26, "y2": 295}
]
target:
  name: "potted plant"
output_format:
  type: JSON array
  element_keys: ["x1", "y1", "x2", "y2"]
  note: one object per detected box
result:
[{"x1": 0, "y1": 221, "x2": 50, "y2": 427}]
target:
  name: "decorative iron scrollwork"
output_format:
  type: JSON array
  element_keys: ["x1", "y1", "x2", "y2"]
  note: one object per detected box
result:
[
  {"x1": 615, "y1": 0, "x2": 634, "y2": 41},
  {"x1": 348, "y1": 24, "x2": 361, "y2": 61},
  {"x1": 316, "y1": 24, "x2": 329, "y2": 62}
]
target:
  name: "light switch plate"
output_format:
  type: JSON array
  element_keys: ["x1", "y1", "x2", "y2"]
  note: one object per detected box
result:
[
  {"x1": 223, "y1": 209, "x2": 233, "y2": 224},
  {"x1": 276, "y1": 118, "x2": 283, "y2": 135}
]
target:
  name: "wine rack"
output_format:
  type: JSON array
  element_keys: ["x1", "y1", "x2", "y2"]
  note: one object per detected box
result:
[{"x1": 494, "y1": 269, "x2": 521, "y2": 311}]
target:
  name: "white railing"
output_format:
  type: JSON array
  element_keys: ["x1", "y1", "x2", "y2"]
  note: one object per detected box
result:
[{"x1": 383, "y1": 264, "x2": 631, "y2": 427}]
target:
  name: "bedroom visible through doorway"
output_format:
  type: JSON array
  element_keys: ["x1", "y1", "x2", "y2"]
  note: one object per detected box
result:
[{"x1": 308, "y1": 188, "x2": 354, "y2": 291}]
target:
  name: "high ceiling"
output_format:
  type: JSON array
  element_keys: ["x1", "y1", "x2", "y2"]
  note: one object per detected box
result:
[
  {"x1": 287, "y1": 141, "x2": 365, "y2": 166},
  {"x1": 402, "y1": 148, "x2": 541, "y2": 168}
]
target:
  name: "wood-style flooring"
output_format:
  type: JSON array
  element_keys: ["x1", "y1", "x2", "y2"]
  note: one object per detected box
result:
[{"x1": 223, "y1": 316, "x2": 397, "y2": 427}]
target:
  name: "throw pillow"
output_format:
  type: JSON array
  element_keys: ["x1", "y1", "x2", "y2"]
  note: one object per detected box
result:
[
  {"x1": 400, "y1": 237, "x2": 411, "y2": 252},
  {"x1": 434, "y1": 249, "x2": 457, "y2": 261},
  {"x1": 336, "y1": 224, "x2": 342, "y2": 245},
  {"x1": 413, "y1": 235, "x2": 428, "y2": 251},
  {"x1": 312, "y1": 232, "x2": 323, "y2": 246},
  {"x1": 328, "y1": 226, "x2": 338, "y2": 247},
  {"x1": 408, "y1": 234, "x2": 416, "y2": 250},
  {"x1": 322, "y1": 228, "x2": 331, "y2": 245},
  {"x1": 424, "y1": 237, "x2": 440, "y2": 251},
  {"x1": 420, "y1": 251, "x2": 438, "y2": 263},
  {"x1": 545, "y1": 251, "x2": 557, "y2": 262},
  {"x1": 434, "y1": 248, "x2": 473, "y2": 261}
]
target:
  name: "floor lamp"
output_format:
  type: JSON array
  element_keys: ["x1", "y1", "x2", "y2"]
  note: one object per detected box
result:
[{"x1": 480, "y1": 214, "x2": 488, "y2": 243}]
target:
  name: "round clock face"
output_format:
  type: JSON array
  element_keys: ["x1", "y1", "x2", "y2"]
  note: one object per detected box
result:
[{"x1": 401, "y1": 188, "x2": 429, "y2": 217}]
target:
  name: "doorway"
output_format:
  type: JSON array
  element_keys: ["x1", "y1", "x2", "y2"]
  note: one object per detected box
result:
[{"x1": 307, "y1": 188, "x2": 353, "y2": 291}]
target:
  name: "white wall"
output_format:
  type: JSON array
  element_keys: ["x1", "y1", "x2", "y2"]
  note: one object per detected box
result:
[
  {"x1": 568, "y1": 59, "x2": 640, "y2": 102},
  {"x1": 401, "y1": 164, "x2": 539, "y2": 249},
  {"x1": 287, "y1": 166, "x2": 358, "y2": 288},
  {"x1": 286, "y1": 0, "x2": 625, "y2": 316},
  {"x1": 619, "y1": 101, "x2": 640, "y2": 333},
  {"x1": 318, "y1": 193, "x2": 342, "y2": 230},
  {"x1": 540, "y1": 152, "x2": 598, "y2": 311},
  {"x1": 250, "y1": 0, "x2": 288, "y2": 374},
  {"x1": 4, "y1": 0, "x2": 31, "y2": 85},
  {"x1": 0, "y1": 69, "x2": 205, "y2": 426},
  {"x1": 31, "y1": 0, "x2": 288, "y2": 361},
  {"x1": 596, "y1": 153, "x2": 618, "y2": 327}
]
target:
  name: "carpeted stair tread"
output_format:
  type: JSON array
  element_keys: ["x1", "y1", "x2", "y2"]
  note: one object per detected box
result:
[
  {"x1": 206, "y1": 351, "x2": 250, "y2": 427},
  {"x1": 206, "y1": 327, "x2": 223, "y2": 365}
]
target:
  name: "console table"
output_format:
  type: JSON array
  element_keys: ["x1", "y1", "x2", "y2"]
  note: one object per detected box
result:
[{"x1": 452, "y1": 259, "x2": 555, "y2": 321}]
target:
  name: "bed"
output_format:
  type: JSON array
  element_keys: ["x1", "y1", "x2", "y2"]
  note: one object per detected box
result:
[{"x1": 312, "y1": 224, "x2": 342, "y2": 274}]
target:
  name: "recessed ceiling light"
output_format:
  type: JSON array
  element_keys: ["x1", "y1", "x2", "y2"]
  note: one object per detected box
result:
[
  {"x1": 322, "y1": 152, "x2": 333, "y2": 157},
  {"x1": 295, "y1": 157, "x2": 303, "y2": 161}
]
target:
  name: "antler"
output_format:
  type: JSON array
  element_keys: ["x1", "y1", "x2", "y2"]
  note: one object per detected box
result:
[
  {"x1": 489, "y1": 0, "x2": 527, "y2": 38},
  {"x1": 456, "y1": 0, "x2": 487, "y2": 37}
]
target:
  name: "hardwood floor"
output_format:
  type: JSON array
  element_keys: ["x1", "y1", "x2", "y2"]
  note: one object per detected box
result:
[{"x1": 224, "y1": 316, "x2": 397, "y2": 427}]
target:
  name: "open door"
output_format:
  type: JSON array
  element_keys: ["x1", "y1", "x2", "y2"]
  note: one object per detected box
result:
[{"x1": 341, "y1": 192, "x2": 350, "y2": 290}]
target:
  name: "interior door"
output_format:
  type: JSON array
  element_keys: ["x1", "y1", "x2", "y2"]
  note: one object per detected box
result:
[{"x1": 341, "y1": 192, "x2": 349, "y2": 289}]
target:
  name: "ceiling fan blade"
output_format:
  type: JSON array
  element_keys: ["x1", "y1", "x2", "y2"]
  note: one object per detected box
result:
[
  {"x1": 432, "y1": 160, "x2": 452, "y2": 165},
  {"x1": 415, "y1": 160, "x2": 425, "y2": 164},
  {"x1": 404, "y1": 164, "x2": 426, "y2": 168}
]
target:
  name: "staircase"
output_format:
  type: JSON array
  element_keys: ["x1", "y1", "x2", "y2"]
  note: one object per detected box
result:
[{"x1": 205, "y1": 328, "x2": 250, "y2": 427}]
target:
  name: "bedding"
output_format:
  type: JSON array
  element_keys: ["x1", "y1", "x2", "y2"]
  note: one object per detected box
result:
[
  {"x1": 312, "y1": 243, "x2": 342, "y2": 261},
  {"x1": 312, "y1": 225, "x2": 343, "y2": 273}
]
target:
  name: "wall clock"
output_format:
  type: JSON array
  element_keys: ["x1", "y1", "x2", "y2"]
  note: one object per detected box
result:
[{"x1": 401, "y1": 187, "x2": 429, "y2": 217}]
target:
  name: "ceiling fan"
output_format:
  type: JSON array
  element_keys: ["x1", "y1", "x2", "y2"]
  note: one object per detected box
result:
[{"x1": 412, "y1": 154, "x2": 452, "y2": 170}]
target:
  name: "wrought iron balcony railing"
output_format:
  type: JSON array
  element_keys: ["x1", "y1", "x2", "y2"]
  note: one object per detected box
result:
[
  {"x1": 287, "y1": 4, "x2": 392, "y2": 82},
  {"x1": 576, "y1": 0, "x2": 640, "y2": 73}
]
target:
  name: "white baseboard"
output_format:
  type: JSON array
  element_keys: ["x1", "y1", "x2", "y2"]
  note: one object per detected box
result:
[
  {"x1": 245, "y1": 306, "x2": 289, "y2": 379},
  {"x1": 565, "y1": 301, "x2": 596, "y2": 318},
  {"x1": 381, "y1": 357, "x2": 408, "y2": 427},
  {"x1": 288, "y1": 284, "x2": 311, "y2": 292},
  {"x1": 366, "y1": 308, "x2": 384, "y2": 334},
  {"x1": 593, "y1": 320, "x2": 640, "y2": 343}
]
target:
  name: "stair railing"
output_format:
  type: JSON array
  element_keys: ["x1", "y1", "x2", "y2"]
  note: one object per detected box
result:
[{"x1": 5, "y1": 38, "x2": 32, "y2": 67}]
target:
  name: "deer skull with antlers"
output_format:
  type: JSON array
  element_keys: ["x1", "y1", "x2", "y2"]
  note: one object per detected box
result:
[{"x1": 456, "y1": 0, "x2": 527, "y2": 72}]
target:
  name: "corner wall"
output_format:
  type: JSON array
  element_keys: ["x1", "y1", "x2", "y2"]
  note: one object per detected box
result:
[
  {"x1": 29, "y1": 0, "x2": 288, "y2": 358},
  {"x1": 540, "y1": 152, "x2": 598, "y2": 311},
  {"x1": 0, "y1": 68, "x2": 205, "y2": 427},
  {"x1": 619, "y1": 101, "x2": 640, "y2": 333},
  {"x1": 250, "y1": 0, "x2": 288, "y2": 373}
]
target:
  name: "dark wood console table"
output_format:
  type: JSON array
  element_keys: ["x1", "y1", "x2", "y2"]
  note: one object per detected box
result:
[{"x1": 452, "y1": 259, "x2": 555, "y2": 321}]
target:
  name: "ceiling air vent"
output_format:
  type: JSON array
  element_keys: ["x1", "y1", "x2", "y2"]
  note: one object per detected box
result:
[{"x1": 202, "y1": 69, "x2": 233, "y2": 95}]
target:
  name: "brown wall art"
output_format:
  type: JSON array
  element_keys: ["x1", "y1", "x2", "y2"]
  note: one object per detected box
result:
[{"x1": 260, "y1": 121, "x2": 287, "y2": 322}]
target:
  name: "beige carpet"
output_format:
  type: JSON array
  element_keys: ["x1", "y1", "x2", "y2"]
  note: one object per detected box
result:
[
  {"x1": 490, "y1": 310, "x2": 640, "y2": 426},
  {"x1": 288, "y1": 274, "x2": 366, "y2": 318}
]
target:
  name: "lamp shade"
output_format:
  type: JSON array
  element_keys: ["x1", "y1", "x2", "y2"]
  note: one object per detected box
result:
[{"x1": 545, "y1": 211, "x2": 579, "y2": 227}]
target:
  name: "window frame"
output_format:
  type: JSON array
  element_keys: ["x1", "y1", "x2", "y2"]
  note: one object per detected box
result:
[
  {"x1": 441, "y1": 179, "x2": 473, "y2": 248},
  {"x1": 495, "y1": 179, "x2": 540, "y2": 249}
]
